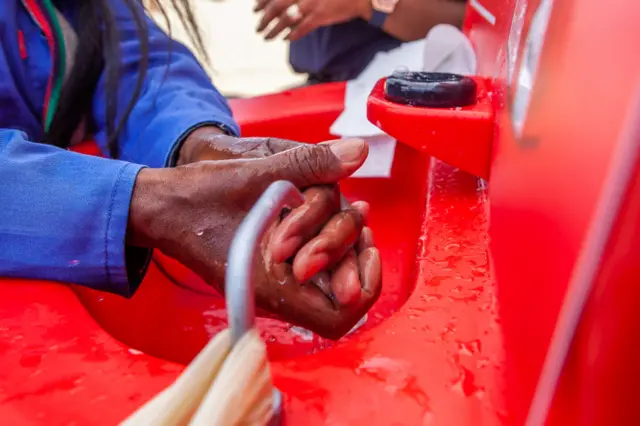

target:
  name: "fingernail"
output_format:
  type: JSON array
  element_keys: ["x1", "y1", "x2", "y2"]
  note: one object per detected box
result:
[{"x1": 330, "y1": 139, "x2": 366, "y2": 164}]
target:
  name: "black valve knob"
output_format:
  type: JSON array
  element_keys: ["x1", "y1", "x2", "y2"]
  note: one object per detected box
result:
[{"x1": 384, "y1": 71, "x2": 477, "y2": 108}]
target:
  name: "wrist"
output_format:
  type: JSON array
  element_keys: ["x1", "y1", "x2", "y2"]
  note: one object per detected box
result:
[
  {"x1": 359, "y1": 0, "x2": 373, "y2": 20},
  {"x1": 127, "y1": 167, "x2": 177, "y2": 248},
  {"x1": 176, "y1": 125, "x2": 227, "y2": 166}
]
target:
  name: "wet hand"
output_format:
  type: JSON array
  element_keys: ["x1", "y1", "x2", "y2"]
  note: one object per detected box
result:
[
  {"x1": 129, "y1": 137, "x2": 382, "y2": 339},
  {"x1": 253, "y1": 0, "x2": 371, "y2": 41},
  {"x1": 178, "y1": 129, "x2": 376, "y2": 302}
]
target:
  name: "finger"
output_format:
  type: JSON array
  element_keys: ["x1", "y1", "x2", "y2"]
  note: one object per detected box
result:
[
  {"x1": 292, "y1": 208, "x2": 363, "y2": 282},
  {"x1": 330, "y1": 250, "x2": 361, "y2": 306},
  {"x1": 255, "y1": 138, "x2": 355, "y2": 157},
  {"x1": 350, "y1": 200, "x2": 370, "y2": 224},
  {"x1": 285, "y1": 14, "x2": 316, "y2": 41},
  {"x1": 265, "y1": 18, "x2": 294, "y2": 41},
  {"x1": 265, "y1": 7, "x2": 302, "y2": 40},
  {"x1": 256, "y1": 241, "x2": 379, "y2": 342},
  {"x1": 256, "y1": 0, "x2": 293, "y2": 33},
  {"x1": 280, "y1": 248, "x2": 379, "y2": 339},
  {"x1": 256, "y1": 139, "x2": 368, "y2": 189},
  {"x1": 308, "y1": 271, "x2": 337, "y2": 307},
  {"x1": 254, "y1": 0, "x2": 270, "y2": 12},
  {"x1": 358, "y1": 247, "x2": 382, "y2": 299},
  {"x1": 269, "y1": 186, "x2": 340, "y2": 263},
  {"x1": 257, "y1": 137, "x2": 306, "y2": 154},
  {"x1": 356, "y1": 226, "x2": 375, "y2": 253},
  {"x1": 222, "y1": 137, "x2": 301, "y2": 160},
  {"x1": 262, "y1": 258, "x2": 377, "y2": 340}
]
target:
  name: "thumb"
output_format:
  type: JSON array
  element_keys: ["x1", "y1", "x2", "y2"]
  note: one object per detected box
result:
[{"x1": 257, "y1": 139, "x2": 368, "y2": 188}]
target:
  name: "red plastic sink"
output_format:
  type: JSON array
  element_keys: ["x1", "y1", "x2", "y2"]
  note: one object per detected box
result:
[
  {"x1": 0, "y1": 80, "x2": 501, "y2": 424},
  {"x1": 3, "y1": 0, "x2": 640, "y2": 425}
]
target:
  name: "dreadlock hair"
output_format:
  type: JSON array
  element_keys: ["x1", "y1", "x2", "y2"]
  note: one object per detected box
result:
[{"x1": 46, "y1": 0, "x2": 208, "y2": 158}]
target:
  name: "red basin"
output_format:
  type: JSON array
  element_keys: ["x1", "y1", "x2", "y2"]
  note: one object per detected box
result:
[
  {"x1": 6, "y1": 0, "x2": 640, "y2": 425},
  {"x1": 0, "y1": 81, "x2": 502, "y2": 425}
]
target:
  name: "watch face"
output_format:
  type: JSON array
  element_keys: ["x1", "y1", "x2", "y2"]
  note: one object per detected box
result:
[{"x1": 372, "y1": 0, "x2": 399, "y2": 14}]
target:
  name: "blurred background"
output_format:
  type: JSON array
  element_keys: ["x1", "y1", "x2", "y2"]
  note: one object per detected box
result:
[{"x1": 147, "y1": 0, "x2": 307, "y2": 97}]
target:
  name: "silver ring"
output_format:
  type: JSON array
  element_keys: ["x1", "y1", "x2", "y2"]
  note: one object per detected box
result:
[{"x1": 285, "y1": 3, "x2": 302, "y2": 21}]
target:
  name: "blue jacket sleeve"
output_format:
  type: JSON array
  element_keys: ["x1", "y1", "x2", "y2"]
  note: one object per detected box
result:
[
  {"x1": 92, "y1": 1, "x2": 240, "y2": 167},
  {"x1": 0, "y1": 129, "x2": 146, "y2": 297}
]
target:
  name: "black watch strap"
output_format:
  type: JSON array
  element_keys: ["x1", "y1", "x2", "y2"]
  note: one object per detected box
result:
[{"x1": 368, "y1": 9, "x2": 388, "y2": 28}]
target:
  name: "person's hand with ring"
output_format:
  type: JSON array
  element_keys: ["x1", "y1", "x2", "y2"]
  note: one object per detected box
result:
[{"x1": 254, "y1": 0, "x2": 369, "y2": 41}]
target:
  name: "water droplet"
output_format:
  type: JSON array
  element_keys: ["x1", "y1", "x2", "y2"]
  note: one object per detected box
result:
[
  {"x1": 195, "y1": 230, "x2": 204, "y2": 236},
  {"x1": 127, "y1": 348, "x2": 143, "y2": 355},
  {"x1": 476, "y1": 358, "x2": 490, "y2": 369},
  {"x1": 392, "y1": 65, "x2": 410, "y2": 76},
  {"x1": 422, "y1": 412, "x2": 434, "y2": 425},
  {"x1": 444, "y1": 243, "x2": 460, "y2": 252},
  {"x1": 440, "y1": 323, "x2": 456, "y2": 341},
  {"x1": 472, "y1": 267, "x2": 488, "y2": 277},
  {"x1": 355, "y1": 356, "x2": 412, "y2": 391},
  {"x1": 451, "y1": 365, "x2": 483, "y2": 397},
  {"x1": 289, "y1": 326, "x2": 314, "y2": 341},
  {"x1": 421, "y1": 294, "x2": 443, "y2": 302},
  {"x1": 458, "y1": 339, "x2": 482, "y2": 356}
]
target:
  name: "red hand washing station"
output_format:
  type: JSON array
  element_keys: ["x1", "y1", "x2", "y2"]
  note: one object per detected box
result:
[{"x1": 2, "y1": 0, "x2": 640, "y2": 424}]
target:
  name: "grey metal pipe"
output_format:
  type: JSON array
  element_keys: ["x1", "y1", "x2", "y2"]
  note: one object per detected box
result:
[
  {"x1": 225, "y1": 181, "x2": 304, "y2": 425},
  {"x1": 225, "y1": 180, "x2": 304, "y2": 345}
]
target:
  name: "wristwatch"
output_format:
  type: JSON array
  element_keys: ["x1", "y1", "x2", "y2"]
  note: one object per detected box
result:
[{"x1": 368, "y1": 0, "x2": 400, "y2": 28}]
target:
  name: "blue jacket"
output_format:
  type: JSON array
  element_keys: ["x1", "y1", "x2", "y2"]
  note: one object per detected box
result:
[{"x1": 0, "y1": 0, "x2": 239, "y2": 296}]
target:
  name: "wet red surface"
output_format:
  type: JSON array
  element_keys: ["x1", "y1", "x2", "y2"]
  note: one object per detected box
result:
[
  {"x1": 5, "y1": 0, "x2": 640, "y2": 424},
  {"x1": 0, "y1": 83, "x2": 503, "y2": 424}
]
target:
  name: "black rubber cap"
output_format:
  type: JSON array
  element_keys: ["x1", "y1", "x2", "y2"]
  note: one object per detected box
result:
[{"x1": 384, "y1": 71, "x2": 477, "y2": 108}]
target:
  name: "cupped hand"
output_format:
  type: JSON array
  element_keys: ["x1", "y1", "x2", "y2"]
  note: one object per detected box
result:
[
  {"x1": 180, "y1": 128, "x2": 379, "y2": 306},
  {"x1": 129, "y1": 136, "x2": 382, "y2": 339}
]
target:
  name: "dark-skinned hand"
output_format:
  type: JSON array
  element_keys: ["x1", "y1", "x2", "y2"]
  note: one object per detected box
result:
[
  {"x1": 254, "y1": 0, "x2": 370, "y2": 41},
  {"x1": 127, "y1": 129, "x2": 382, "y2": 339}
]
